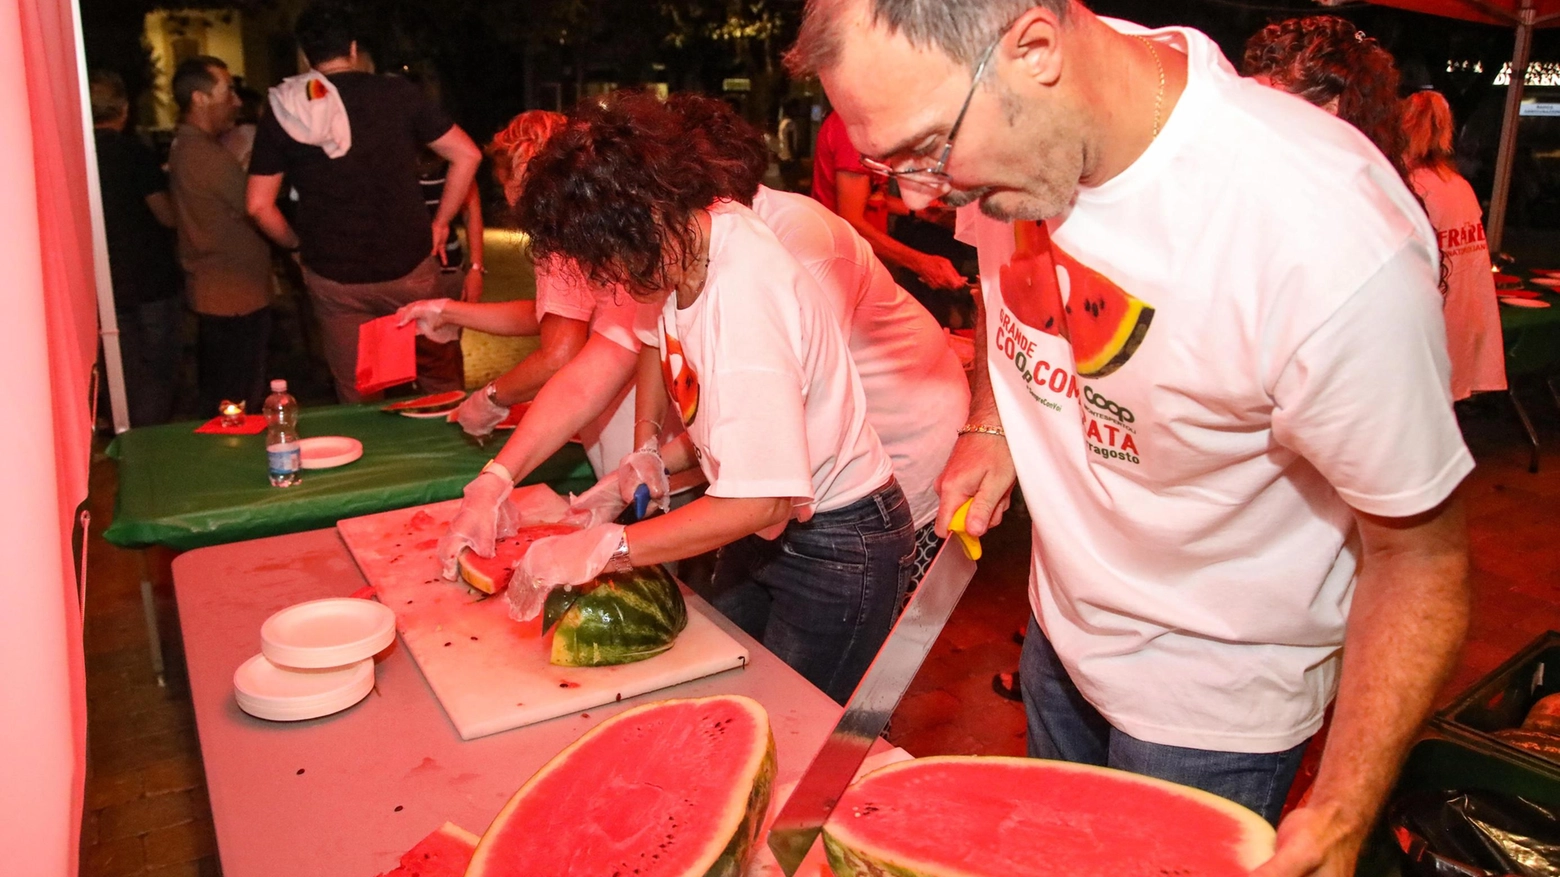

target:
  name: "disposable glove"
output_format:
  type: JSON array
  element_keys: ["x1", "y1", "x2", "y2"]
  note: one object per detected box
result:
[
  {"x1": 436, "y1": 471, "x2": 520, "y2": 580},
  {"x1": 561, "y1": 472, "x2": 629, "y2": 530},
  {"x1": 507, "y1": 523, "x2": 625, "y2": 622},
  {"x1": 454, "y1": 384, "x2": 510, "y2": 436},
  {"x1": 616, "y1": 442, "x2": 670, "y2": 515},
  {"x1": 396, "y1": 298, "x2": 460, "y2": 344}
]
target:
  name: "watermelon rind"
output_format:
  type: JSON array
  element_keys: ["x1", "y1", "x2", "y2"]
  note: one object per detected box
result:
[
  {"x1": 456, "y1": 552, "x2": 502, "y2": 595},
  {"x1": 547, "y1": 565, "x2": 688, "y2": 667},
  {"x1": 466, "y1": 695, "x2": 776, "y2": 877},
  {"x1": 1074, "y1": 302, "x2": 1153, "y2": 378},
  {"x1": 821, "y1": 756, "x2": 1276, "y2": 877},
  {"x1": 381, "y1": 390, "x2": 468, "y2": 413}
]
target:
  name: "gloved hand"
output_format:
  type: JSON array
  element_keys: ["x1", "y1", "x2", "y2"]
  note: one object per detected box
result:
[
  {"x1": 507, "y1": 523, "x2": 625, "y2": 622},
  {"x1": 436, "y1": 471, "x2": 520, "y2": 580},
  {"x1": 561, "y1": 472, "x2": 629, "y2": 529},
  {"x1": 454, "y1": 384, "x2": 510, "y2": 436},
  {"x1": 616, "y1": 442, "x2": 670, "y2": 515},
  {"x1": 396, "y1": 298, "x2": 460, "y2": 344}
]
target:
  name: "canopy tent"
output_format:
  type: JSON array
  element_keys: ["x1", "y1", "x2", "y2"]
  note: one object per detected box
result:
[
  {"x1": 1369, "y1": 0, "x2": 1560, "y2": 252},
  {"x1": 1, "y1": 0, "x2": 101, "y2": 872}
]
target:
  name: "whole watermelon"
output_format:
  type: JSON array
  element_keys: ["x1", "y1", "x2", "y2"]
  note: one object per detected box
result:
[{"x1": 542, "y1": 565, "x2": 687, "y2": 666}]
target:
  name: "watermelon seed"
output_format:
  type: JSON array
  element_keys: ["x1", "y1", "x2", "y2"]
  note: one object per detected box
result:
[
  {"x1": 444, "y1": 642, "x2": 452, "y2": 647},
  {"x1": 615, "y1": 693, "x2": 622, "y2": 701},
  {"x1": 296, "y1": 768, "x2": 305, "y2": 775},
  {"x1": 394, "y1": 805, "x2": 403, "y2": 812},
  {"x1": 469, "y1": 636, "x2": 478, "y2": 641}
]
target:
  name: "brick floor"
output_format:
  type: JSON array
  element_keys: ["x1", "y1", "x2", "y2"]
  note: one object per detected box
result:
[{"x1": 79, "y1": 391, "x2": 1560, "y2": 874}]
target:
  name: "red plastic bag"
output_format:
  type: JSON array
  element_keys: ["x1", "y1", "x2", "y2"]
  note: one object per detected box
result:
[{"x1": 356, "y1": 315, "x2": 417, "y2": 396}]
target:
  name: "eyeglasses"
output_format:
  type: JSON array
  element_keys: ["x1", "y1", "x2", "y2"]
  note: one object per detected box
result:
[{"x1": 860, "y1": 37, "x2": 999, "y2": 191}]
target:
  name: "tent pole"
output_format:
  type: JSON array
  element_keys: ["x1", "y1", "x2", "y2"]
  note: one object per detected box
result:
[
  {"x1": 1488, "y1": 0, "x2": 1535, "y2": 256},
  {"x1": 70, "y1": 0, "x2": 129, "y2": 434}
]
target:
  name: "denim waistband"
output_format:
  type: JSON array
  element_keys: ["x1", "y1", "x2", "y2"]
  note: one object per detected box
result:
[{"x1": 796, "y1": 478, "x2": 907, "y2": 530}]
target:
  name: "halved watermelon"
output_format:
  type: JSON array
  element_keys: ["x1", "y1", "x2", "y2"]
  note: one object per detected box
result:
[
  {"x1": 457, "y1": 523, "x2": 580, "y2": 595},
  {"x1": 823, "y1": 757, "x2": 1276, "y2": 877},
  {"x1": 542, "y1": 565, "x2": 687, "y2": 666},
  {"x1": 467, "y1": 695, "x2": 776, "y2": 877},
  {"x1": 382, "y1": 390, "x2": 468, "y2": 414},
  {"x1": 374, "y1": 822, "x2": 478, "y2": 877}
]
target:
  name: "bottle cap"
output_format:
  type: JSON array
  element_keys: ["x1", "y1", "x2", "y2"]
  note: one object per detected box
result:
[{"x1": 270, "y1": 379, "x2": 287, "y2": 393}]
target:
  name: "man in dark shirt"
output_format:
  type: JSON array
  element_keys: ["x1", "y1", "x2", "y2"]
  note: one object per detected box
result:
[
  {"x1": 91, "y1": 70, "x2": 183, "y2": 427},
  {"x1": 245, "y1": 0, "x2": 481, "y2": 402}
]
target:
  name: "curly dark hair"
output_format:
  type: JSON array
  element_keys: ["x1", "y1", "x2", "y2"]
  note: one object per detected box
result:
[
  {"x1": 664, "y1": 94, "x2": 769, "y2": 205},
  {"x1": 516, "y1": 90, "x2": 751, "y2": 294},
  {"x1": 1242, "y1": 16, "x2": 1408, "y2": 182}
]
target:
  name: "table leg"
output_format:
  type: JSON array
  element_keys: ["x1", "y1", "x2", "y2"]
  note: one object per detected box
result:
[
  {"x1": 139, "y1": 549, "x2": 166, "y2": 687},
  {"x1": 1510, "y1": 388, "x2": 1541, "y2": 474}
]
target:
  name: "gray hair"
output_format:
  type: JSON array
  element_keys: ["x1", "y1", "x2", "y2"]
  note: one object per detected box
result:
[{"x1": 787, "y1": 0, "x2": 1073, "y2": 75}]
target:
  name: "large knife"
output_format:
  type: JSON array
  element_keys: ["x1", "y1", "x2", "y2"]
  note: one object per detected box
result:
[{"x1": 766, "y1": 500, "x2": 983, "y2": 874}]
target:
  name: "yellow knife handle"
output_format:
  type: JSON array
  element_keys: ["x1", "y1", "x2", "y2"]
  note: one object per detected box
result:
[{"x1": 948, "y1": 499, "x2": 983, "y2": 561}]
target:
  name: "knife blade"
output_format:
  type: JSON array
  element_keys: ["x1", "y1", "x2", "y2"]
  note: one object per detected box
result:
[{"x1": 766, "y1": 508, "x2": 981, "y2": 874}]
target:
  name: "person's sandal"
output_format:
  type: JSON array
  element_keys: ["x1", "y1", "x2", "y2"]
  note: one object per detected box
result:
[{"x1": 992, "y1": 670, "x2": 1022, "y2": 702}]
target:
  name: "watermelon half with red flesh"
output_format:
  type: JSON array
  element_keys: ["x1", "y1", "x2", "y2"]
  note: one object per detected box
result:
[
  {"x1": 457, "y1": 524, "x2": 580, "y2": 595},
  {"x1": 823, "y1": 757, "x2": 1275, "y2": 877},
  {"x1": 374, "y1": 822, "x2": 478, "y2": 877},
  {"x1": 467, "y1": 695, "x2": 775, "y2": 877}
]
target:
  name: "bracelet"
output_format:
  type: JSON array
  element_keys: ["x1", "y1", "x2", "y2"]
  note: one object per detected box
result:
[
  {"x1": 957, "y1": 424, "x2": 1006, "y2": 438},
  {"x1": 634, "y1": 418, "x2": 663, "y2": 434},
  {"x1": 469, "y1": 262, "x2": 487, "y2": 274},
  {"x1": 481, "y1": 460, "x2": 515, "y2": 484}
]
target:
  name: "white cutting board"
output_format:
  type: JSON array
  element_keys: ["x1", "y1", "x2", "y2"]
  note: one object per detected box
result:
[{"x1": 337, "y1": 497, "x2": 750, "y2": 740}]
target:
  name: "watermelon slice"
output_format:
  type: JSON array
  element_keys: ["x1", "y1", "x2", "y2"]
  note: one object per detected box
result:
[
  {"x1": 1064, "y1": 267, "x2": 1154, "y2": 378},
  {"x1": 542, "y1": 565, "x2": 688, "y2": 666},
  {"x1": 374, "y1": 822, "x2": 479, "y2": 877},
  {"x1": 823, "y1": 757, "x2": 1276, "y2": 877},
  {"x1": 467, "y1": 695, "x2": 776, "y2": 877},
  {"x1": 382, "y1": 390, "x2": 467, "y2": 414},
  {"x1": 456, "y1": 524, "x2": 580, "y2": 595}
]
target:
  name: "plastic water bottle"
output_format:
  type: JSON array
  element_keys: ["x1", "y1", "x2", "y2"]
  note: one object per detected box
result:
[{"x1": 264, "y1": 379, "x2": 301, "y2": 487}]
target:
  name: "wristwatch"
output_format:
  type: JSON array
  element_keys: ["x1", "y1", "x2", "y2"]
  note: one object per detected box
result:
[{"x1": 605, "y1": 530, "x2": 633, "y2": 573}]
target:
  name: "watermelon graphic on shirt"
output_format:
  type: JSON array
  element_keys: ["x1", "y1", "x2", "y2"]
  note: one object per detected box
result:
[
  {"x1": 1000, "y1": 221, "x2": 1155, "y2": 377},
  {"x1": 659, "y1": 329, "x2": 700, "y2": 425}
]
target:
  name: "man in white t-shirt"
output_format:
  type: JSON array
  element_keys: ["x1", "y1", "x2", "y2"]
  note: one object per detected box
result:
[{"x1": 791, "y1": 1, "x2": 1471, "y2": 872}]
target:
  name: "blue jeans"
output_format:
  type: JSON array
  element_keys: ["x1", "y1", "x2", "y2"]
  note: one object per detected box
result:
[
  {"x1": 1020, "y1": 616, "x2": 1308, "y2": 824},
  {"x1": 117, "y1": 298, "x2": 184, "y2": 427},
  {"x1": 710, "y1": 480, "x2": 914, "y2": 704}
]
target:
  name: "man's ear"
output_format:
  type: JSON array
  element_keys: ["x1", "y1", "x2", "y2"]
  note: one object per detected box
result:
[{"x1": 1006, "y1": 7, "x2": 1066, "y2": 88}]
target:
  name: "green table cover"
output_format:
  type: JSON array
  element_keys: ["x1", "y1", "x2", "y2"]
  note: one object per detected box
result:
[
  {"x1": 1500, "y1": 289, "x2": 1560, "y2": 379},
  {"x1": 103, "y1": 403, "x2": 595, "y2": 550}
]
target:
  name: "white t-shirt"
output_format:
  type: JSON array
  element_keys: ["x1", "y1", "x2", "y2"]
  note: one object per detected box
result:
[
  {"x1": 640, "y1": 201, "x2": 893, "y2": 519},
  {"x1": 751, "y1": 186, "x2": 969, "y2": 528},
  {"x1": 533, "y1": 259, "x2": 638, "y2": 477},
  {"x1": 957, "y1": 23, "x2": 1473, "y2": 753},
  {"x1": 1410, "y1": 167, "x2": 1507, "y2": 400}
]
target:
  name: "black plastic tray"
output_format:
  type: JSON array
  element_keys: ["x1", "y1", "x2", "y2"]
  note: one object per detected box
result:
[{"x1": 1431, "y1": 630, "x2": 1560, "y2": 781}]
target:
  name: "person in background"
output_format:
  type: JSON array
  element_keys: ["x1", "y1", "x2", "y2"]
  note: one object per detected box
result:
[
  {"x1": 812, "y1": 110, "x2": 970, "y2": 319},
  {"x1": 220, "y1": 78, "x2": 263, "y2": 169},
  {"x1": 793, "y1": 2, "x2": 1469, "y2": 872},
  {"x1": 397, "y1": 110, "x2": 638, "y2": 477},
  {"x1": 168, "y1": 56, "x2": 276, "y2": 416},
  {"x1": 90, "y1": 70, "x2": 182, "y2": 428},
  {"x1": 1402, "y1": 90, "x2": 1507, "y2": 401},
  {"x1": 1242, "y1": 16, "x2": 1408, "y2": 180},
  {"x1": 246, "y1": 0, "x2": 481, "y2": 402}
]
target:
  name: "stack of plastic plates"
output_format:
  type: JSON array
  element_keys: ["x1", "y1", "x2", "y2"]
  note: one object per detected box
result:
[{"x1": 234, "y1": 598, "x2": 396, "y2": 722}]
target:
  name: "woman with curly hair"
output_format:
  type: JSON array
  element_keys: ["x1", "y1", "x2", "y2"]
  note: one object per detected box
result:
[
  {"x1": 1242, "y1": 16, "x2": 1408, "y2": 181},
  {"x1": 1401, "y1": 90, "x2": 1506, "y2": 400},
  {"x1": 396, "y1": 109, "x2": 653, "y2": 484},
  {"x1": 501, "y1": 90, "x2": 915, "y2": 703}
]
